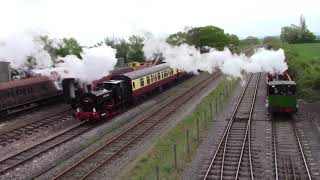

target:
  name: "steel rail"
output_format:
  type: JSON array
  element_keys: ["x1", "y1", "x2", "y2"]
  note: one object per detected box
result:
[
  {"x1": 291, "y1": 119, "x2": 312, "y2": 180},
  {"x1": 273, "y1": 117, "x2": 312, "y2": 180},
  {"x1": 0, "y1": 109, "x2": 71, "y2": 146},
  {"x1": 272, "y1": 118, "x2": 279, "y2": 180},
  {"x1": 235, "y1": 73, "x2": 260, "y2": 180},
  {"x1": 203, "y1": 73, "x2": 255, "y2": 180},
  {"x1": 53, "y1": 73, "x2": 221, "y2": 180},
  {"x1": 0, "y1": 121, "x2": 87, "y2": 175}
]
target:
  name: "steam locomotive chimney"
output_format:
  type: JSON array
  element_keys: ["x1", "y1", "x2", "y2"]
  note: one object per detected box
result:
[
  {"x1": 87, "y1": 84, "x2": 92, "y2": 92},
  {"x1": 70, "y1": 82, "x2": 75, "y2": 98},
  {"x1": 62, "y1": 78, "x2": 76, "y2": 103}
]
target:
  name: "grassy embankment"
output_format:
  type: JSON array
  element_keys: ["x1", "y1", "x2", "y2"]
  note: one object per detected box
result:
[
  {"x1": 285, "y1": 43, "x2": 320, "y2": 101},
  {"x1": 122, "y1": 78, "x2": 237, "y2": 180},
  {"x1": 268, "y1": 41, "x2": 320, "y2": 101}
]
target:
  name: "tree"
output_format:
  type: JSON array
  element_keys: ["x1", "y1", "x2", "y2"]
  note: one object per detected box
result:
[
  {"x1": 115, "y1": 39, "x2": 130, "y2": 61},
  {"x1": 166, "y1": 32, "x2": 188, "y2": 46},
  {"x1": 167, "y1": 26, "x2": 232, "y2": 50},
  {"x1": 103, "y1": 37, "x2": 130, "y2": 62},
  {"x1": 129, "y1": 35, "x2": 144, "y2": 49},
  {"x1": 240, "y1": 36, "x2": 260, "y2": 45},
  {"x1": 127, "y1": 35, "x2": 145, "y2": 62},
  {"x1": 186, "y1": 26, "x2": 230, "y2": 50},
  {"x1": 59, "y1": 38, "x2": 83, "y2": 59},
  {"x1": 38, "y1": 35, "x2": 83, "y2": 60},
  {"x1": 127, "y1": 48, "x2": 145, "y2": 62},
  {"x1": 227, "y1": 34, "x2": 240, "y2": 46},
  {"x1": 281, "y1": 15, "x2": 316, "y2": 44}
]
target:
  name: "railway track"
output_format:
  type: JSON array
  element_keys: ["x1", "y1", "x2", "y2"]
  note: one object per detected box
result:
[
  {"x1": 52, "y1": 72, "x2": 221, "y2": 180},
  {"x1": 0, "y1": 121, "x2": 96, "y2": 175},
  {"x1": 0, "y1": 109, "x2": 72, "y2": 147},
  {"x1": 272, "y1": 116, "x2": 312, "y2": 180},
  {"x1": 201, "y1": 73, "x2": 260, "y2": 180}
]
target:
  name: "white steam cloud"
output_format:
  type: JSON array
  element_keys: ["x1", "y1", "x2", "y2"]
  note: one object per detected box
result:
[
  {"x1": 0, "y1": 31, "x2": 52, "y2": 69},
  {"x1": 0, "y1": 31, "x2": 118, "y2": 84},
  {"x1": 143, "y1": 39, "x2": 288, "y2": 78},
  {"x1": 57, "y1": 44, "x2": 117, "y2": 83}
]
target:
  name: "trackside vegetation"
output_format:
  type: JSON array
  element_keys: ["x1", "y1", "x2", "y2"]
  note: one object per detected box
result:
[
  {"x1": 122, "y1": 78, "x2": 238, "y2": 180},
  {"x1": 285, "y1": 43, "x2": 320, "y2": 100}
]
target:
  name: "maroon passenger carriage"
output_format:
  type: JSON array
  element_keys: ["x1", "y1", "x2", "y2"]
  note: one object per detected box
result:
[{"x1": 0, "y1": 76, "x2": 62, "y2": 117}]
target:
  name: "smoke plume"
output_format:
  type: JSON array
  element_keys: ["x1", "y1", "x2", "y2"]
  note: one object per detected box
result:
[
  {"x1": 0, "y1": 31, "x2": 52, "y2": 70},
  {"x1": 0, "y1": 31, "x2": 118, "y2": 84},
  {"x1": 143, "y1": 39, "x2": 288, "y2": 78},
  {"x1": 57, "y1": 44, "x2": 117, "y2": 83}
]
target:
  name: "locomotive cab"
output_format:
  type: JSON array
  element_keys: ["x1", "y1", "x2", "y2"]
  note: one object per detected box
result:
[{"x1": 95, "y1": 80, "x2": 128, "y2": 104}]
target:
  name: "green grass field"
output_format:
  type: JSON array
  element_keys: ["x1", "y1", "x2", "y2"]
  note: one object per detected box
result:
[
  {"x1": 285, "y1": 43, "x2": 320, "y2": 101},
  {"x1": 287, "y1": 43, "x2": 320, "y2": 60}
]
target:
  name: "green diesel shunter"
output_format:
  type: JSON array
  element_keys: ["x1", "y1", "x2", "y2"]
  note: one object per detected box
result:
[{"x1": 266, "y1": 74, "x2": 298, "y2": 113}]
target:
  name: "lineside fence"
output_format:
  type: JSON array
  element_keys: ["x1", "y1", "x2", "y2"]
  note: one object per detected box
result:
[{"x1": 126, "y1": 77, "x2": 240, "y2": 180}]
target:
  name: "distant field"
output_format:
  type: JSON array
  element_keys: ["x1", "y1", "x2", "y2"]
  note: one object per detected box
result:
[{"x1": 287, "y1": 43, "x2": 320, "y2": 60}]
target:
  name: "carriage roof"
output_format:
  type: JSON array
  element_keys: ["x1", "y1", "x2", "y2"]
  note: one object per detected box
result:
[
  {"x1": 268, "y1": 81, "x2": 296, "y2": 86},
  {"x1": 122, "y1": 63, "x2": 171, "y2": 80}
]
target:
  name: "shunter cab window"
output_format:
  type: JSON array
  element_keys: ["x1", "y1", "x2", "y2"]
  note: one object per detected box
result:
[
  {"x1": 269, "y1": 84, "x2": 296, "y2": 96},
  {"x1": 140, "y1": 78, "x2": 145, "y2": 87},
  {"x1": 147, "y1": 76, "x2": 150, "y2": 84}
]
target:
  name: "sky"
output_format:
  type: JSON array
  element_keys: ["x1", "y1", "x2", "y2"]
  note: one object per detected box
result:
[{"x1": 0, "y1": 0, "x2": 319, "y2": 45}]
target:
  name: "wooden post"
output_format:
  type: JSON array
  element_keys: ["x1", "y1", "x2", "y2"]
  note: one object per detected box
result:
[
  {"x1": 197, "y1": 118, "x2": 199, "y2": 143},
  {"x1": 187, "y1": 130, "x2": 190, "y2": 154},
  {"x1": 204, "y1": 110, "x2": 207, "y2": 128},
  {"x1": 215, "y1": 96, "x2": 218, "y2": 113},
  {"x1": 219, "y1": 92, "x2": 223, "y2": 109},
  {"x1": 226, "y1": 83, "x2": 228, "y2": 96},
  {"x1": 156, "y1": 165, "x2": 160, "y2": 180},
  {"x1": 210, "y1": 102, "x2": 213, "y2": 121},
  {"x1": 174, "y1": 144, "x2": 177, "y2": 169}
]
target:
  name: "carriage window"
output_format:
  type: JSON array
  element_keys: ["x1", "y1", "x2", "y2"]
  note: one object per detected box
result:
[
  {"x1": 170, "y1": 69, "x2": 174, "y2": 75},
  {"x1": 151, "y1": 75, "x2": 153, "y2": 83},
  {"x1": 140, "y1": 78, "x2": 144, "y2": 87},
  {"x1": 147, "y1": 76, "x2": 150, "y2": 84},
  {"x1": 132, "y1": 82, "x2": 135, "y2": 89},
  {"x1": 158, "y1": 73, "x2": 160, "y2": 80}
]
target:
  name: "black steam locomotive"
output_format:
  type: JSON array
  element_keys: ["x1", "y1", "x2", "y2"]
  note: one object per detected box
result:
[{"x1": 63, "y1": 63, "x2": 187, "y2": 121}]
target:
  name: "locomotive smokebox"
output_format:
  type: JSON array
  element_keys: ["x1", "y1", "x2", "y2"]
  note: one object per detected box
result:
[{"x1": 62, "y1": 78, "x2": 76, "y2": 104}]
